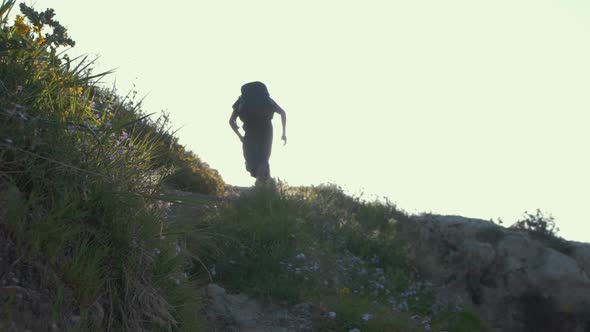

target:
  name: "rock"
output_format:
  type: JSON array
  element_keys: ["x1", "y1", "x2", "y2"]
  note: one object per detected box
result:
[
  {"x1": 404, "y1": 213, "x2": 590, "y2": 332},
  {"x1": 204, "y1": 283, "x2": 313, "y2": 332},
  {"x1": 458, "y1": 239, "x2": 496, "y2": 275},
  {"x1": 571, "y1": 242, "x2": 590, "y2": 278}
]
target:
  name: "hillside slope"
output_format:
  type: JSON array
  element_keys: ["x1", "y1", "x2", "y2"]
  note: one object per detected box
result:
[
  {"x1": 168, "y1": 183, "x2": 590, "y2": 332},
  {"x1": 2, "y1": 2, "x2": 589, "y2": 331}
]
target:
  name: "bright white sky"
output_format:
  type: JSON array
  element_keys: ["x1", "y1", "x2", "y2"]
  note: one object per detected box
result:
[{"x1": 26, "y1": 0, "x2": 590, "y2": 242}]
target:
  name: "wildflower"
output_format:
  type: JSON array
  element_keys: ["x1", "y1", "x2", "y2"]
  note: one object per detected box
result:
[
  {"x1": 36, "y1": 36, "x2": 45, "y2": 45},
  {"x1": 361, "y1": 313, "x2": 372, "y2": 321},
  {"x1": 120, "y1": 130, "x2": 129, "y2": 140},
  {"x1": 338, "y1": 287, "x2": 350, "y2": 295},
  {"x1": 67, "y1": 125, "x2": 75, "y2": 135},
  {"x1": 68, "y1": 86, "x2": 83, "y2": 95},
  {"x1": 33, "y1": 25, "x2": 41, "y2": 34},
  {"x1": 14, "y1": 15, "x2": 30, "y2": 35},
  {"x1": 295, "y1": 253, "x2": 306, "y2": 260},
  {"x1": 327, "y1": 312, "x2": 336, "y2": 319}
]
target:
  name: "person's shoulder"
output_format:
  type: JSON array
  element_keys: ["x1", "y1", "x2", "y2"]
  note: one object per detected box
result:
[
  {"x1": 270, "y1": 98, "x2": 280, "y2": 110},
  {"x1": 270, "y1": 98, "x2": 284, "y2": 113}
]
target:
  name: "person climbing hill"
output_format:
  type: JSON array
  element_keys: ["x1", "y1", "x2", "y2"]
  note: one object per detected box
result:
[{"x1": 229, "y1": 81, "x2": 287, "y2": 184}]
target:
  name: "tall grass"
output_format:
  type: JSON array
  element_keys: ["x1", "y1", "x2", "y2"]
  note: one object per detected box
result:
[{"x1": 0, "y1": 2, "x2": 214, "y2": 330}]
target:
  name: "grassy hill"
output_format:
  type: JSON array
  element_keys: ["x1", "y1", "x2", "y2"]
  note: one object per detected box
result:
[{"x1": 3, "y1": 2, "x2": 587, "y2": 332}]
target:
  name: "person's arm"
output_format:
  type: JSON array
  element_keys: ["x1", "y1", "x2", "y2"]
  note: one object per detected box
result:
[
  {"x1": 229, "y1": 109, "x2": 244, "y2": 143},
  {"x1": 274, "y1": 103, "x2": 287, "y2": 145}
]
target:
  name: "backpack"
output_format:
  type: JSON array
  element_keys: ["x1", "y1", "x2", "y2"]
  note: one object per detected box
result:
[{"x1": 234, "y1": 82, "x2": 275, "y2": 124}]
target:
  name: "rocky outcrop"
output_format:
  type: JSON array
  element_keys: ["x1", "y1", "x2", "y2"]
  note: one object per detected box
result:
[
  {"x1": 401, "y1": 214, "x2": 590, "y2": 332},
  {"x1": 203, "y1": 284, "x2": 315, "y2": 332}
]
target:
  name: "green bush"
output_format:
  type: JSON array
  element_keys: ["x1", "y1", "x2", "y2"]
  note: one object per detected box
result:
[{"x1": 163, "y1": 149, "x2": 225, "y2": 197}]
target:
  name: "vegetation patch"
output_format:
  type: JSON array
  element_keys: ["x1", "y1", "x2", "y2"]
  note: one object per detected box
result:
[
  {"x1": 510, "y1": 209, "x2": 574, "y2": 255},
  {"x1": 1, "y1": 2, "x2": 217, "y2": 330},
  {"x1": 191, "y1": 183, "x2": 489, "y2": 331}
]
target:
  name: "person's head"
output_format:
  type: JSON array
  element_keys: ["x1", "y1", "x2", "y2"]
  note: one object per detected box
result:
[{"x1": 241, "y1": 81, "x2": 270, "y2": 99}]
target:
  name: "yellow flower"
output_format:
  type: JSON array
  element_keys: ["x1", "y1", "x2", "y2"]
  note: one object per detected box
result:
[
  {"x1": 36, "y1": 36, "x2": 45, "y2": 45},
  {"x1": 14, "y1": 15, "x2": 30, "y2": 36},
  {"x1": 33, "y1": 25, "x2": 42, "y2": 34},
  {"x1": 68, "y1": 86, "x2": 83, "y2": 95},
  {"x1": 338, "y1": 287, "x2": 350, "y2": 295},
  {"x1": 15, "y1": 15, "x2": 25, "y2": 25}
]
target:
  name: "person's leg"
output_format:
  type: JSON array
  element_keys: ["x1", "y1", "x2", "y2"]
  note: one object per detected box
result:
[
  {"x1": 257, "y1": 124, "x2": 272, "y2": 183},
  {"x1": 243, "y1": 136, "x2": 257, "y2": 178},
  {"x1": 255, "y1": 163, "x2": 269, "y2": 184}
]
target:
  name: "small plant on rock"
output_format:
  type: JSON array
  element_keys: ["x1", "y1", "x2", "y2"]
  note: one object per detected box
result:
[
  {"x1": 510, "y1": 209, "x2": 573, "y2": 255},
  {"x1": 510, "y1": 209, "x2": 558, "y2": 236}
]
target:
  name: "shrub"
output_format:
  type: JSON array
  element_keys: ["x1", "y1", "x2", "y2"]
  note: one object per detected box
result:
[
  {"x1": 510, "y1": 209, "x2": 573, "y2": 255},
  {"x1": 511, "y1": 209, "x2": 559, "y2": 236}
]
